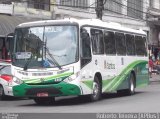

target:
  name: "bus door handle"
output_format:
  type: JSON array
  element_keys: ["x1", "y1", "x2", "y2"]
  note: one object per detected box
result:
[{"x1": 121, "y1": 57, "x2": 124, "y2": 65}]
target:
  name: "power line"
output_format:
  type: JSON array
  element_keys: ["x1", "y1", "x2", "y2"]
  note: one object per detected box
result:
[
  {"x1": 103, "y1": 7, "x2": 148, "y2": 22},
  {"x1": 104, "y1": 0, "x2": 146, "y2": 20},
  {"x1": 106, "y1": 0, "x2": 155, "y2": 18},
  {"x1": 89, "y1": 1, "x2": 96, "y2": 7},
  {"x1": 55, "y1": 0, "x2": 155, "y2": 20},
  {"x1": 13, "y1": 0, "x2": 155, "y2": 21},
  {"x1": 124, "y1": 0, "x2": 149, "y2": 11},
  {"x1": 53, "y1": 1, "x2": 150, "y2": 22}
]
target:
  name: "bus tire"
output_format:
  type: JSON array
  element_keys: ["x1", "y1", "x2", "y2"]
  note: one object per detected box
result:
[
  {"x1": 0, "y1": 85, "x2": 6, "y2": 100},
  {"x1": 127, "y1": 73, "x2": 135, "y2": 95},
  {"x1": 33, "y1": 97, "x2": 55, "y2": 105},
  {"x1": 90, "y1": 76, "x2": 101, "y2": 101},
  {"x1": 117, "y1": 73, "x2": 135, "y2": 96}
]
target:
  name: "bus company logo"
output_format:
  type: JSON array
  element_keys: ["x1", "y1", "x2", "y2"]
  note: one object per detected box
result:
[{"x1": 106, "y1": 63, "x2": 115, "y2": 69}]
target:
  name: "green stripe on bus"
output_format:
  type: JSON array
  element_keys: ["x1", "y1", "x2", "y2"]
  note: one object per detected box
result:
[
  {"x1": 81, "y1": 80, "x2": 93, "y2": 90},
  {"x1": 103, "y1": 60, "x2": 148, "y2": 92},
  {"x1": 24, "y1": 72, "x2": 73, "y2": 84},
  {"x1": 82, "y1": 60, "x2": 148, "y2": 92}
]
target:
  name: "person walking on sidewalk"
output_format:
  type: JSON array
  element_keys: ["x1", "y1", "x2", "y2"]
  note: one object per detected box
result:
[{"x1": 149, "y1": 56, "x2": 154, "y2": 78}]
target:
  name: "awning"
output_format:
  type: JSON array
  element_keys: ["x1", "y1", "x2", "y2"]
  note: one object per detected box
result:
[{"x1": 0, "y1": 14, "x2": 38, "y2": 36}]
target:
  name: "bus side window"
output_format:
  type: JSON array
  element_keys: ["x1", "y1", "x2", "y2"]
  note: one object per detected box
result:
[
  {"x1": 104, "y1": 31, "x2": 116, "y2": 55},
  {"x1": 126, "y1": 34, "x2": 136, "y2": 55},
  {"x1": 135, "y1": 36, "x2": 146, "y2": 56},
  {"x1": 143, "y1": 37, "x2": 147, "y2": 56},
  {"x1": 80, "y1": 28, "x2": 91, "y2": 67},
  {"x1": 115, "y1": 32, "x2": 126, "y2": 55},
  {"x1": 91, "y1": 29, "x2": 104, "y2": 55}
]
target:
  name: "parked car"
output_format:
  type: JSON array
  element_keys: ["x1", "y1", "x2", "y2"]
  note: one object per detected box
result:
[
  {"x1": 0, "y1": 33, "x2": 14, "y2": 100},
  {"x1": 0, "y1": 62, "x2": 13, "y2": 100}
]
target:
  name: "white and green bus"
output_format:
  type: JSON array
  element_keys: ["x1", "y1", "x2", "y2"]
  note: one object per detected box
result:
[{"x1": 11, "y1": 18, "x2": 149, "y2": 104}]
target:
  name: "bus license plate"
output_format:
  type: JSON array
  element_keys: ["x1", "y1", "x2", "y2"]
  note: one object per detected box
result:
[{"x1": 37, "y1": 92, "x2": 48, "y2": 97}]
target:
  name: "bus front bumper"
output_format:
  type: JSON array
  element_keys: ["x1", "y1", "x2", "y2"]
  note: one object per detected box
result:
[{"x1": 13, "y1": 82, "x2": 81, "y2": 97}]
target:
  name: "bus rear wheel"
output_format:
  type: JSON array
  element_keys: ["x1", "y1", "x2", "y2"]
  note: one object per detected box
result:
[
  {"x1": 127, "y1": 73, "x2": 135, "y2": 95},
  {"x1": 117, "y1": 73, "x2": 135, "y2": 95},
  {"x1": 90, "y1": 76, "x2": 101, "y2": 101},
  {"x1": 33, "y1": 97, "x2": 55, "y2": 105}
]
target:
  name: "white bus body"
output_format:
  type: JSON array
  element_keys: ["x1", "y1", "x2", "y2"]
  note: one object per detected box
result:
[{"x1": 11, "y1": 18, "x2": 148, "y2": 104}]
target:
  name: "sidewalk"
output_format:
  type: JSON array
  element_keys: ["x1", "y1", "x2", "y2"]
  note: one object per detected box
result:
[{"x1": 150, "y1": 74, "x2": 160, "y2": 82}]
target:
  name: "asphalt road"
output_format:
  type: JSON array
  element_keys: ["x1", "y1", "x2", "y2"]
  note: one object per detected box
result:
[{"x1": 0, "y1": 82, "x2": 160, "y2": 114}]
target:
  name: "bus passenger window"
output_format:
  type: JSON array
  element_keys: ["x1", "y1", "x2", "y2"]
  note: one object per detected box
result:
[
  {"x1": 143, "y1": 37, "x2": 147, "y2": 56},
  {"x1": 80, "y1": 28, "x2": 91, "y2": 67},
  {"x1": 135, "y1": 36, "x2": 147, "y2": 56},
  {"x1": 126, "y1": 34, "x2": 136, "y2": 55},
  {"x1": 91, "y1": 29, "x2": 104, "y2": 55},
  {"x1": 104, "y1": 31, "x2": 116, "y2": 55},
  {"x1": 115, "y1": 32, "x2": 126, "y2": 55}
]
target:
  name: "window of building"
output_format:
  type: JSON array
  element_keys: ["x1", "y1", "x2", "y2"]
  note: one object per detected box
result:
[
  {"x1": 135, "y1": 36, "x2": 147, "y2": 56},
  {"x1": 115, "y1": 32, "x2": 126, "y2": 55},
  {"x1": 59, "y1": 0, "x2": 88, "y2": 9},
  {"x1": 28, "y1": 0, "x2": 50, "y2": 11},
  {"x1": 126, "y1": 34, "x2": 136, "y2": 55},
  {"x1": 127, "y1": 0, "x2": 143, "y2": 19},
  {"x1": 0, "y1": 0, "x2": 12, "y2": 4},
  {"x1": 104, "y1": 31, "x2": 116, "y2": 55},
  {"x1": 104, "y1": 0, "x2": 122, "y2": 14},
  {"x1": 91, "y1": 29, "x2": 104, "y2": 55}
]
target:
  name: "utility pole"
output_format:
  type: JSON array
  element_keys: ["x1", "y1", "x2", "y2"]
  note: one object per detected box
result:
[{"x1": 95, "y1": 0, "x2": 104, "y2": 20}]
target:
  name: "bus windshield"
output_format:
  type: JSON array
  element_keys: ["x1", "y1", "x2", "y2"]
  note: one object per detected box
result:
[{"x1": 13, "y1": 25, "x2": 78, "y2": 69}]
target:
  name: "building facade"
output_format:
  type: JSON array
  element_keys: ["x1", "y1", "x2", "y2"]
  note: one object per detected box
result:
[
  {"x1": 0, "y1": 0, "x2": 54, "y2": 19},
  {"x1": 147, "y1": 0, "x2": 160, "y2": 47},
  {"x1": 1, "y1": 0, "x2": 160, "y2": 47},
  {"x1": 0, "y1": 0, "x2": 55, "y2": 36},
  {"x1": 54, "y1": 0, "x2": 160, "y2": 47},
  {"x1": 0, "y1": 0, "x2": 56, "y2": 60}
]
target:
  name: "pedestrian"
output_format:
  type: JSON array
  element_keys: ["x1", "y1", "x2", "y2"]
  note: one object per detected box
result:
[
  {"x1": 149, "y1": 56, "x2": 154, "y2": 78},
  {"x1": 153, "y1": 48, "x2": 158, "y2": 60},
  {"x1": 155, "y1": 59, "x2": 160, "y2": 74}
]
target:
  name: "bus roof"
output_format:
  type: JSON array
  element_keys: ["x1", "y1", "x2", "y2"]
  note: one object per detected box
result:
[{"x1": 17, "y1": 18, "x2": 146, "y2": 35}]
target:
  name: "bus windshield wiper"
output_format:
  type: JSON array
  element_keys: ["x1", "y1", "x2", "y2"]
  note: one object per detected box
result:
[
  {"x1": 43, "y1": 36, "x2": 62, "y2": 70},
  {"x1": 44, "y1": 47, "x2": 62, "y2": 70}
]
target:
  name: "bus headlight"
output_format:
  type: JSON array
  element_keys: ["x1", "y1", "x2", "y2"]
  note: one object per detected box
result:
[
  {"x1": 13, "y1": 77, "x2": 23, "y2": 84},
  {"x1": 64, "y1": 72, "x2": 80, "y2": 83}
]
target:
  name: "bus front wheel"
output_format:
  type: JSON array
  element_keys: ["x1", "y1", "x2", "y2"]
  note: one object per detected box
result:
[
  {"x1": 90, "y1": 76, "x2": 101, "y2": 101},
  {"x1": 33, "y1": 97, "x2": 55, "y2": 105}
]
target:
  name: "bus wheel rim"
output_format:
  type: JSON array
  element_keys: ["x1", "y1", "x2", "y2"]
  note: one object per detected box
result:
[
  {"x1": 93, "y1": 82, "x2": 99, "y2": 97},
  {"x1": 130, "y1": 80, "x2": 134, "y2": 92}
]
